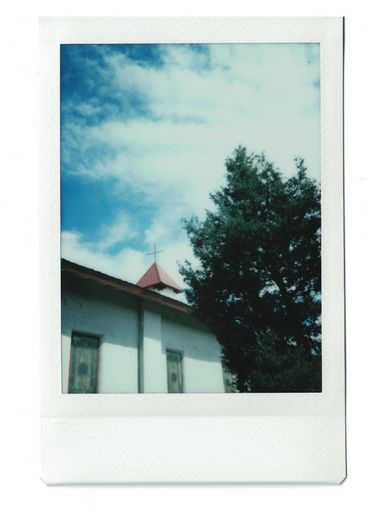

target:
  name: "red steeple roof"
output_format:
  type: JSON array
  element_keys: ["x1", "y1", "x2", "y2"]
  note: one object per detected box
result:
[{"x1": 136, "y1": 262, "x2": 182, "y2": 293}]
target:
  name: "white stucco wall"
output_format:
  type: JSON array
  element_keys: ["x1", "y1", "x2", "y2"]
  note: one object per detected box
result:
[
  {"x1": 140, "y1": 301, "x2": 167, "y2": 393},
  {"x1": 138, "y1": 301, "x2": 225, "y2": 393},
  {"x1": 162, "y1": 311, "x2": 225, "y2": 393},
  {"x1": 61, "y1": 278, "x2": 139, "y2": 393},
  {"x1": 61, "y1": 273, "x2": 225, "y2": 393}
]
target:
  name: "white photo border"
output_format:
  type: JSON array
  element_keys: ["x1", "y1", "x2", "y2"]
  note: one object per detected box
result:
[{"x1": 39, "y1": 17, "x2": 345, "y2": 484}]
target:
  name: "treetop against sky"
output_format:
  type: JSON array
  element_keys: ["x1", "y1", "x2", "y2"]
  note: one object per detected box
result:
[{"x1": 61, "y1": 43, "x2": 320, "y2": 288}]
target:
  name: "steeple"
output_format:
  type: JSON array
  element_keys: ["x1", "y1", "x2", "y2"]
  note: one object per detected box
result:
[
  {"x1": 137, "y1": 244, "x2": 182, "y2": 296},
  {"x1": 136, "y1": 262, "x2": 182, "y2": 294}
]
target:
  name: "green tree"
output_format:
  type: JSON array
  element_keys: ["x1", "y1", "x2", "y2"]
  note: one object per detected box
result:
[{"x1": 180, "y1": 147, "x2": 321, "y2": 392}]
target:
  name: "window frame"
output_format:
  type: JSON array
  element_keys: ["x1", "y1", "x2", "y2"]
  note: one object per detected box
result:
[
  {"x1": 68, "y1": 331, "x2": 101, "y2": 394},
  {"x1": 166, "y1": 349, "x2": 184, "y2": 394}
]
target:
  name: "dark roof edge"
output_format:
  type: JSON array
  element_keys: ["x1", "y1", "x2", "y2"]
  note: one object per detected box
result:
[{"x1": 61, "y1": 258, "x2": 191, "y2": 315}]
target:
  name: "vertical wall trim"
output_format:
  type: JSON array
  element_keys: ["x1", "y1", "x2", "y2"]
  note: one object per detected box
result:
[{"x1": 137, "y1": 298, "x2": 143, "y2": 393}]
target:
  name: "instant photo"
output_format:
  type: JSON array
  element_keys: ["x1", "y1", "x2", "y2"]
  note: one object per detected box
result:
[
  {"x1": 40, "y1": 17, "x2": 345, "y2": 484},
  {"x1": 60, "y1": 42, "x2": 321, "y2": 395}
]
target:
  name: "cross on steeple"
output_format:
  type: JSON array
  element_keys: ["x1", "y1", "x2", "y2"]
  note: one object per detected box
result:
[
  {"x1": 146, "y1": 243, "x2": 164, "y2": 263},
  {"x1": 138, "y1": 243, "x2": 181, "y2": 293}
]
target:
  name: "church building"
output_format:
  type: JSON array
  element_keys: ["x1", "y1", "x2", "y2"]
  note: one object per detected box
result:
[{"x1": 61, "y1": 258, "x2": 233, "y2": 393}]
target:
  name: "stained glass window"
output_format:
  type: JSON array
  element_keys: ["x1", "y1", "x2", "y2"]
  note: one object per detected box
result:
[
  {"x1": 166, "y1": 350, "x2": 183, "y2": 393},
  {"x1": 68, "y1": 333, "x2": 99, "y2": 393}
]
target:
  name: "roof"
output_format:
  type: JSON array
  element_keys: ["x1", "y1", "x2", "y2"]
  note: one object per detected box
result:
[
  {"x1": 61, "y1": 259, "x2": 190, "y2": 314},
  {"x1": 136, "y1": 262, "x2": 182, "y2": 293}
]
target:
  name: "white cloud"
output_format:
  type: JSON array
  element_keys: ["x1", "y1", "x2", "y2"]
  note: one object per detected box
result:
[
  {"x1": 97, "y1": 213, "x2": 136, "y2": 251},
  {"x1": 61, "y1": 230, "x2": 147, "y2": 283},
  {"x1": 64, "y1": 44, "x2": 320, "y2": 183},
  {"x1": 62, "y1": 43, "x2": 320, "y2": 284}
]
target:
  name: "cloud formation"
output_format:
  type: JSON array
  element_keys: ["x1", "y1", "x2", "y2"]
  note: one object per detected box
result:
[{"x1": 61, "y1": 43, "x2": 320, "y2": 296}]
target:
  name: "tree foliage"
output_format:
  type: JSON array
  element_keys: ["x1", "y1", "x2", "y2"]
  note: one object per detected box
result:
[{"x1": 180, "y1": 147, "x2": 321, "y2": 392}]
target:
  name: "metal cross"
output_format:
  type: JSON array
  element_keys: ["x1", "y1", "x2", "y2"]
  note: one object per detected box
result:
[{"x1": 146, "y1": 243, "x2": 164, "y2": 263}]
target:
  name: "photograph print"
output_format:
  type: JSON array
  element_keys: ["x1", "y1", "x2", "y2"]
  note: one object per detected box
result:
[{"x1": 61, "y1": 43, "x2": 321, "y2": 394}]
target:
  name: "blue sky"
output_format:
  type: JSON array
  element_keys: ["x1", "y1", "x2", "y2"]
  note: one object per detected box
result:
[{"x1": 61, "y1": 43, "x2": 320, "y2": 294}]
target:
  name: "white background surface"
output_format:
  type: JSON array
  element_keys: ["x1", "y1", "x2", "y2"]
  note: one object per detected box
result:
[
  {"x1": 39, "y1": 16, "x2": 345, "y2": 484},
  {"x1": 0, "y1": 1, "x2": 366, "y2": 507}
]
